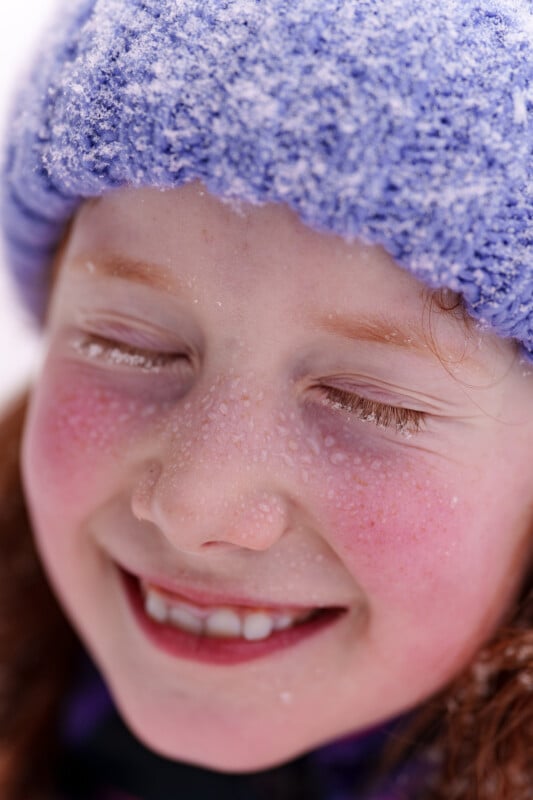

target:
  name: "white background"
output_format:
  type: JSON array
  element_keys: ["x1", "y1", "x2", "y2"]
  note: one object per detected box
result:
[{"x1": 0, "y1": 3, "x2": 59, "y2": 404}]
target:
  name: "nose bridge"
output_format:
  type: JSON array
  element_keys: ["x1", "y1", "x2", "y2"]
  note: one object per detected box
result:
[{"x1": 136, "y1": 378, "x2": 293, "y2": 552}]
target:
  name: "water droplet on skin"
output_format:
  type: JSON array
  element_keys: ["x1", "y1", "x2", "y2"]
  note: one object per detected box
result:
[
  {"x1": 281, "y1": 453, "x2": 295, "y2": 468},
  {"x1": 307, "y1": 437, "x2": 321, "y2": 456},
  {"x1": 330, "y1": 451, "x2": 347, "y2": 465}
]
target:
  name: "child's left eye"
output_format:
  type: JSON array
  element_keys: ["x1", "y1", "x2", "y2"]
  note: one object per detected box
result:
[
  {"x1": 72, "y1": 334, "x2": 192, "y2": 375},
  {"x1": 316, "y1": 385, "x2": 425, "y2": 435}
]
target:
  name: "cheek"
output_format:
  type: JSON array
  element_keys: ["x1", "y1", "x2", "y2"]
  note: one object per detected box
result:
[
  {"x1": 311, "y1": 445, "x2": 463, "y2": 596},
  {"x1": 300, "y1": 421, "x2": 511, "y2": 669},
  {"x1": 23, "y1": 364, "x2": 152, "y2": 515}
]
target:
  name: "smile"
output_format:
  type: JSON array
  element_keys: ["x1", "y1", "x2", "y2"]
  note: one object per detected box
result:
[
  {"x1": 120, "y1": 568, "x2": 346, "y2": 665},
  {"x1": 141, "y1": 580, "x2": 317, "y2": 641}
]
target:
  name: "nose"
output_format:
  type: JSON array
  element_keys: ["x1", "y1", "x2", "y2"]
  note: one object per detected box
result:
[{"x1": 131, "y1": 410, "x2": 293, "y2": 555}]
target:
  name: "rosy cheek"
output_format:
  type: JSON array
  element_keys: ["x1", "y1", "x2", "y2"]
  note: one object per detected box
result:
[
  {"x1": 299, "y1": 414, "x2": 474, "y2": 610},
  {"x1": 24, "y1": 364, "x2": 151, "y2": 510}
]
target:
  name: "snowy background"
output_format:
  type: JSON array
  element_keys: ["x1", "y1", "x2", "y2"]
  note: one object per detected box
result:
[{"x1": 0, "y1": 2, "x2": 58, "y2": 405}]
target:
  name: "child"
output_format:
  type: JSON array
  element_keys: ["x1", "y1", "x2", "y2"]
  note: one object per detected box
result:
[{"x1": 0, "y1": 0, "x2": 532, "y2": 798}]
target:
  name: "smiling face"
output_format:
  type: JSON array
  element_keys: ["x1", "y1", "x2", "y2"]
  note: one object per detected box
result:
[{"x1": 22, "y1": 183, "x2": 533, "y2": 770}]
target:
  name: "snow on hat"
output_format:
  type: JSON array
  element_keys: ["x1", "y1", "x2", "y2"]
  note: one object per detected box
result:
[{"x1": 1, "y1": 0, "x2": 532, "y2": 357}]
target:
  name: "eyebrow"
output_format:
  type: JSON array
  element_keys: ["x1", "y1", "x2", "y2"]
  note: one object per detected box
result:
[
  {"x1": 313, "y1": 309, "x2": 473, "y2": 365},
  {"x1": 70, "y1": 254, "x2": 178, "y2": 292}
]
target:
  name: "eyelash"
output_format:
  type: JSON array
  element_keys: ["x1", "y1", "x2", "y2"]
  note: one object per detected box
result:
[
  {"x1": 72, "y1": 334, "x2": 190, "y2": 373},
  {"x1": 73, "y1": 336, "x2": 425, "y2": 435},
  {"x1": 316, "y1": 386, "x2": 425, "y2": 435}
]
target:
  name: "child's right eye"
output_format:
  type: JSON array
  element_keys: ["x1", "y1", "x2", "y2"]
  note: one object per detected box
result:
[{"x1": 70, "y1": 334, "x2": 193, "y2": 376}]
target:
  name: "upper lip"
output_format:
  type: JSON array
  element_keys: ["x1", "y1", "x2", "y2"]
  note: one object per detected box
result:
[{"x1": 122, "y1": 566, "x2": 343, "y2": 611}]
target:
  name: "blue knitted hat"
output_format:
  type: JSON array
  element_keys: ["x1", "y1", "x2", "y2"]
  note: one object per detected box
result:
[{"x1": 2, "y1": 0, "x2": 532, "y2": 357}]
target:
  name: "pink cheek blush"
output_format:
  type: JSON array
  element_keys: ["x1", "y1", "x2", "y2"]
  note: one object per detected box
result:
[
  {"x1": 303, "y1": 442, "x2": 499, "y2": 678},
  {"x1": 305, "y1": 437, "x2": 470, "y2": 603},
  {"x1": 24, "y1": 365, "x2": 154, "y2": 508}
]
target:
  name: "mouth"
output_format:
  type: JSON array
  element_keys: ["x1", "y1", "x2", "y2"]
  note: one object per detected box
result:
[{"x1": 119, "y1": 568, "x2": 346, "y2": 665}]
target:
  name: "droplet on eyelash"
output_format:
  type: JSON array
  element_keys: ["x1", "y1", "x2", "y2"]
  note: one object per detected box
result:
[{"x1": 72, "y1": 339, "x2": 104, "y2": 359}]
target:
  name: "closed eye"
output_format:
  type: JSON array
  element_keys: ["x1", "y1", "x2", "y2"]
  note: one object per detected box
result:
[
  {"x1": 71, "y1": 334, "x2": 192, "y2": 375},
  {"x1": 317, "y1": 385, "x2": 426, "y2": 435}
]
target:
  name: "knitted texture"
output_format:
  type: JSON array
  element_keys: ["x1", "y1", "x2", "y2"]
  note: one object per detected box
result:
[{"x1": 1, "y1": 0, "x2": 532, "y2": 357}]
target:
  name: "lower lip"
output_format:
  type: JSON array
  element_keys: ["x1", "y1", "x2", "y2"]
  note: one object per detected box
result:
[{"x1": 120, "y1": 569, "x2": 345, "y2": 665}]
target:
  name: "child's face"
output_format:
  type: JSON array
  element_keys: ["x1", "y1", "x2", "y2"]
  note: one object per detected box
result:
[{"x1": 22, "y1": 183, "x2": 533, "y2": 770}]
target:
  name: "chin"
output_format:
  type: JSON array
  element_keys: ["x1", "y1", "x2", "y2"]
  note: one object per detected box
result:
[{"x1": 115, "y1": 697, "x2": 311, "y2": 774}]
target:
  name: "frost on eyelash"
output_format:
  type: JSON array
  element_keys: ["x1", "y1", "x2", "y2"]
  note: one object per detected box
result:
[
  {"x1": 72, "y1": 338, "x2": 167, "y2": 372},
  {"x1": 328, "y1": 397, "x2": 417, "y2": 438}
]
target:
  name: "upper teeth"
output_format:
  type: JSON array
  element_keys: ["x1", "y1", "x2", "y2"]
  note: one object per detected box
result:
[{"x1": 142, "y1": 583, "x2": 314, "y2": 641}]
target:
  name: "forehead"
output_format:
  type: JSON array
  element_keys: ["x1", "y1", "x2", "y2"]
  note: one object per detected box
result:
[{"x1": 67, "y1": 184, "x2": 424, "y2": 297}]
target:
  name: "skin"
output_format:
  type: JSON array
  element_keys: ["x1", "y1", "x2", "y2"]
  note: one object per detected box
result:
[{"x1": 22, "y1": 183, "x2": 533, "y2": 771}]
